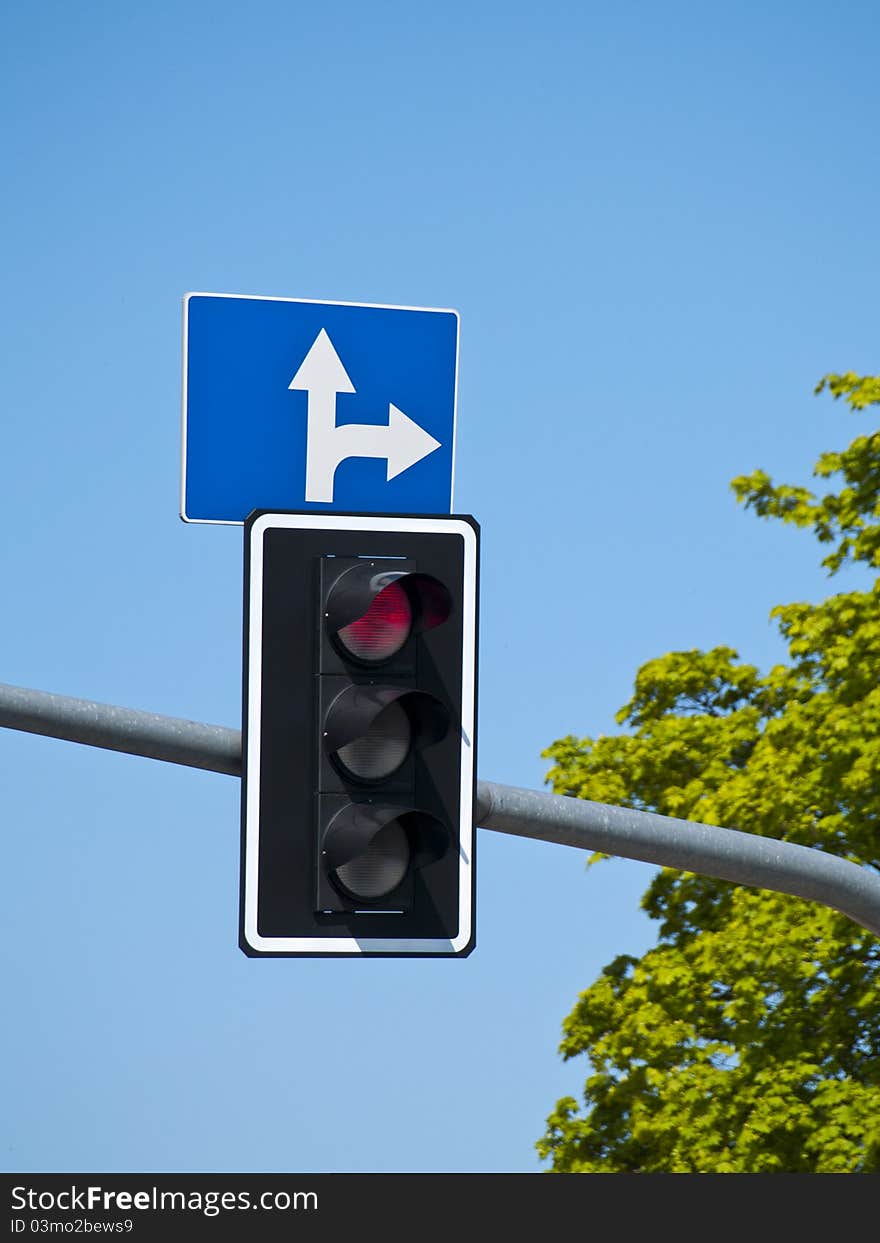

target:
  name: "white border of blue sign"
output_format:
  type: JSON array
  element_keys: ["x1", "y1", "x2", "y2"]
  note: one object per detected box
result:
[{"x1": 180, "y1": 291, "x2": 461, "y2": 525}]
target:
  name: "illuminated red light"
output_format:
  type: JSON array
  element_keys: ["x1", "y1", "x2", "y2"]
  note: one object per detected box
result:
[{"x1": 337, "y1": 581, "x2": 413, "y2": 662}]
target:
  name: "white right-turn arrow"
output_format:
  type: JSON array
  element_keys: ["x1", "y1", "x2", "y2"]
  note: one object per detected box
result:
[{"x1": 288, "y1": 330, "x2": 441, "y2": 503}]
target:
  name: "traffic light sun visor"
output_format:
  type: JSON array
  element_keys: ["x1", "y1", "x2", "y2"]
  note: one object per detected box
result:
[
  {"x1": 328, "y1": 566, "x2": 452, "y2": 664},
  {"x1": 323, "y1": 804, "x2": 450, "y2": 902},
  {"x1": 324, "y1": 685, "x2": 450, "y2": 772}
]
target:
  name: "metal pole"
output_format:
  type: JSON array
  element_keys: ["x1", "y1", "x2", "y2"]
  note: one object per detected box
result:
[
  {"x1": 0, "y1": 682, "x2": 241, "y2": 776},
  {"x1": 2, "y1": 680, "x2": 879, "y2": 937},
  {"x1": 474, "y1": 781, "x2": 880, "y2": 938}
]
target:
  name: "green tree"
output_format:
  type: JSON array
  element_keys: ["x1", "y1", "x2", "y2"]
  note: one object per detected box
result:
[{"x1": 537, "y1": 373, "x2": 880, "y2": 1173}]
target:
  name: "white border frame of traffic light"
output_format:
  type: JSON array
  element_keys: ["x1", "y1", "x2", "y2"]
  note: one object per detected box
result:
[{"x1": 242, "y1": 510, "x2": 478, "y2": 956}]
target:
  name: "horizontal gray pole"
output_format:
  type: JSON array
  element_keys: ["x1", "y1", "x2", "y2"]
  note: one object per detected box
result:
[
  {"x1": 474, "y1": 781, "x2": 880, "y2": 939},
  {"x1": 2, "y1": 680, "x2": 879, "y2": 938},
  {"x1": 0, "y1": 681, "x2": 242, "y2": 775}
]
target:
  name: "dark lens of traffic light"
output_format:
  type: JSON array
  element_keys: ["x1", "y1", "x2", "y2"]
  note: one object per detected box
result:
[
  {"x1": 335, "y1": 700, "x2": 412, "y2": 781},
  {"x1": 333, "y1": 818, "x2": 411, "y2": 899},
  {"x1": 336, "y1": 580, "x2": 412, "y2": 662}
]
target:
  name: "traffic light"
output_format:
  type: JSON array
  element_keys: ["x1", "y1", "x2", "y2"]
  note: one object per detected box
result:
[{"x1": 240, "y1": 510, "x2": 479, "y2": 957}]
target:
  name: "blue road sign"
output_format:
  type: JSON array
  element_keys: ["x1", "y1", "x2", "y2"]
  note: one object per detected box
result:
[{"x1": 181, "y1": 292, "x2": 459, "y2": 523}]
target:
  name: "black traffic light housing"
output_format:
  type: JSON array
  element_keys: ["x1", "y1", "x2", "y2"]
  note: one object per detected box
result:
[{"x1": 240, "y1": 510, "x2": 479, "y2": 957}]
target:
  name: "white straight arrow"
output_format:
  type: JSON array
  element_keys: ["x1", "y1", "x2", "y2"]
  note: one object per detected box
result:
[{"x1": 288, "y1": 328, "x2": 442, "y2": 503}]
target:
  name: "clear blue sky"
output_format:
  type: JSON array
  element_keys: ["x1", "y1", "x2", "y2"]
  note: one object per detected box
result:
[{"x1": 1, "y1": 1, "x2": 877, "y2": 1173}]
